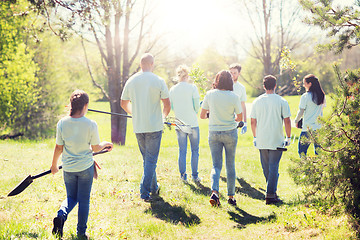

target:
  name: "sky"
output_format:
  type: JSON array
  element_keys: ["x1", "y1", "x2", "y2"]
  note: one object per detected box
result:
[{"x1": 153, "y1": 0, "x2": 357, "y2": 59}]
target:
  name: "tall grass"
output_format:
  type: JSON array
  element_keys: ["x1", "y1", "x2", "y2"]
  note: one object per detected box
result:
[{"x1": 0, "y1": 96, "x2": 356, "y2": 239}]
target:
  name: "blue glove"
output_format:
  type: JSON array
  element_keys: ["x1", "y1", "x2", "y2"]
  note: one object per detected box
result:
[
  {"x1": 241, "y1": 123, "x2": 247, "y2": 134},
  {"x1": 253, "y1": 137, "x2": 256, "y2": 147},
  {"x1": 283, "y1": 137, "x2": 291, "y2": 147}
]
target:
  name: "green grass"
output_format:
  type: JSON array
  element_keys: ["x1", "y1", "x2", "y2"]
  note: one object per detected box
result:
[{"x1": 0, "y1": 96, "x2": 356, "y2": 239}]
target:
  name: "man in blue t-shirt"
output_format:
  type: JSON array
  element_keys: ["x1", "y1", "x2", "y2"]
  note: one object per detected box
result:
[
  {"x1": 250, "y1": 75, "x2": 291, "y2": 205},
  {"x1": 121, "y1": 53, "x2": 171, "y2": 202}
]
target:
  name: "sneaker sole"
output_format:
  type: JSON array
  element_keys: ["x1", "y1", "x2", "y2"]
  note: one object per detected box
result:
[{"x1": 209, "y1": 199, "x2": 220, "y2": 207}]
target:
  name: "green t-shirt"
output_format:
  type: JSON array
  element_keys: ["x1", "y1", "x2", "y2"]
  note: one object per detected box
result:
[
  {"x1": 233, "y1": 81, "x2": 247, "y2": 102},
  {"x1": 56, "y1": 116, "x2": 100, "y2": 172},
  {"x1": 202, "y1": 89, "x2": 242, "y2": 131},
  {"x1": 121, "y1": 71, "x2": 169, "y2": 133},
  {"x1": 299, "y1": 92, "x2": 325, "y2": 131},
  {"x1": 250, "y1": 93, "x2": 291, "y2": 150},
  {"x1": 169, "y1": 82, "x2": 200, "y2": 127}
]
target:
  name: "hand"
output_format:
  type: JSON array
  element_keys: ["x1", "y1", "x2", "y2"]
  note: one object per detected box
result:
[
  {"x1": 283, "y1": 137, "x2": 291, "y2": 147},
  {"x1": 51, "y1": 165, "x2": 59, "y2": 175},
  {"x1": 253, "y1": 137, "x2": 257, "y2": 147},
  {"x1": 241, "y1": 123, "x2": 247, "y2": 134}
]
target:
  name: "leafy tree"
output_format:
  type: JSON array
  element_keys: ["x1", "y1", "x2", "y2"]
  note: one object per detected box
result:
[
  {"x1": 0, "y1": 1, "x2": 41, "y2": 137},
  {"x1": 289, "y1": 67, "x2": 360, "y2": 234},
  {"x1": 300, "y1": 0, "x2": 360, "y2": 53},
  {"x1": 290, "y1": 0, "x2": 360, "y2": 234},
  {"x1": 31, "y1": 0, "x2": 161, "y2": 145}
]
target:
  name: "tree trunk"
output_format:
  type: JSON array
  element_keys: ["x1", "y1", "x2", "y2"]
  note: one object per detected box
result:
[{"x1": 110, "y1": 100, "x2": 127, "y2": 145}]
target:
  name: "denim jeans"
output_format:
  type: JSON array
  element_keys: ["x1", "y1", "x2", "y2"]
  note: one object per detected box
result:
[
  {"x1": 57, "y1": 165, "x2": 94, "y2": 236},
  {"x1": 176, "y1": 127, "x2": 200, "y2": 180},
  {"x1": 136, "y1": 131, "x2": 162, "y2": 199},
  {"x1": 259, "y1": 150, "x2": 282, "y2": 196},
  {"x1": 209, "y1": 128, "x2": 238, "y2": 196},
  {"x1": 298, "y1": 131, "x2": 320, "y2": 157}
]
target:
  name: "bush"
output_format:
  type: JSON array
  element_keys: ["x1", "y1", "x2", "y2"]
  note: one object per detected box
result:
[{"x1": 289, "y1": 66, "x2": 360, "y2": 235}]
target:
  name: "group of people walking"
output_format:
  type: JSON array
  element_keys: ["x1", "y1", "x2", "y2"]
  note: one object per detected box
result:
[{"x1": 49, "y1": 53, "x2": 325, "y2": 238}]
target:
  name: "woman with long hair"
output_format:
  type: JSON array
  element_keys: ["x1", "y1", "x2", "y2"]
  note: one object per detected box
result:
[
  {"x1": 294, "y1": 74, "x2": 326, "y2": 157},
  {"x1": 200, "y1": 70, "x2": 242, "y2": 207}
]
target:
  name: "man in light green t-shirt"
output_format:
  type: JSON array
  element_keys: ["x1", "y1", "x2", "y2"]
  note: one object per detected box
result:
[
  {"x1": 250, "y1": 75, "x2": 291, "y2": 205},
  {"x1": 121, "y1": 53, "x2": 171, "y2": 202},
  {"x1": 229, "y1": 63, "x2": 247, "y2": 134}
]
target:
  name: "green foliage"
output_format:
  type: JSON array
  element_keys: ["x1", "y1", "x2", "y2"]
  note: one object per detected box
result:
[
  {"x1": 300, "y1": 0, "x2": 360, "y2": 53},
  {"x1": 189, "y1": 64, "x2": 211, "y2": 99},
  {"x1": 0, "y1": 1, "x2": 41, "y2": 136},
  {"x1": 289, "y1": 66, "x2": 360, "y2": 234},
  {"x1": 0, "y1": 1, "x2": 69, "y2": 138}
]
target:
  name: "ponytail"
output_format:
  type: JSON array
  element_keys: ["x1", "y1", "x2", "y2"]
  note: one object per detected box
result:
[{"x1": 70, "y1": 90, "x2": 89, "y2": 116}]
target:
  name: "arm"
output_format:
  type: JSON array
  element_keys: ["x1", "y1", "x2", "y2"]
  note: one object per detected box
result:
[
  {"x1": 91, "y1": 141, "x2": 113, "y2": 153},
  {"x1": 284, "y1": 117, "x2": 291, "y2": 138},
  {"x1": 235, "y1": 113, "x2": 243, "y2": 122},
  {"x1": 51, "y1": 144, "x2": 63, "y2": 174},
  {"x1": 120, "y1": 100, "x2": 132, "y2": 115},
  {"x1": 294, "y1": 108, "x2": 304, "y2": 127},
  {"x1": 251, "y1": 118, "x2": 257, "y2": 137},
  {"x1": 162, "y1": 98, "x2": 171, "y2": 118},
  {"x1": 241, "y1": 101, "x2": 247, "y2": 122},
  {"x1": 200, "y1": 108, "x2": 208, "y2": 119},
  {"x1": 193, "y1": 97, "x2": 200, "y2": 114}
]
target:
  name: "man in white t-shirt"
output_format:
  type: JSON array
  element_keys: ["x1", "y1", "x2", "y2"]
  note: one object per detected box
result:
[
  {"x1": 121, "y1": 53, "x2": 171, "y2": 202},
  {"x1": 229, "y1": 64, "x2": 247, "y2": 134},
  {"x1": 250, "y1": 75, "x2": 291, "y2": 205}
]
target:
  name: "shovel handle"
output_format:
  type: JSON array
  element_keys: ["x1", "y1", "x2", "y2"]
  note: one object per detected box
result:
[{"x1": 32, "y1": 148, "x2": 110, "y2": 180}]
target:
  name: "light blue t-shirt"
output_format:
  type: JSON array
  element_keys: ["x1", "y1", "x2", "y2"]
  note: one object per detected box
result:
[
  {"x1": 233, "y1": 81, "x2": 247, "y2": 102},
  {"x1": 202, "y1": 89, "x2": 242, "y2": 131},
  {"x1": 299, "y1": 92, "x2": 325, "y2": 132},
  {"x1": 56, "y1": 116, "x2": 100, "y2": 172},
  {"x1": 169, "y1": 82, "x2": 200, "y2": 127},
  {"x1": 250, "y1": 93, "x2": 291, "y2": 150},
  {"x1": 121, "y1": 71, "x2": 169, "y2": 133}
]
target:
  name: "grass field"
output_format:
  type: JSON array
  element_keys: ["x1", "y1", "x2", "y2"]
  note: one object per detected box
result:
[{"x1": 0, "y1": 96, "x2": 357, "y2": 239}]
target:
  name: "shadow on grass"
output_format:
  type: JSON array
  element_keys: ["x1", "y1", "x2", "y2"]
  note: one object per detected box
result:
[
  {"x1": 220, "y1": 176, "x2": 265, "y2": 200},
  {"x1": 145, "y1": 196, "x2": 201, "y2": 227},
  {"x1": 185, "y1": 181, "x2": 212, "y2": 197},
  {"x1": 14, "y1": 232, "x2": 39, "y2": 239},
  {"x1": 228, "y1": 206, "x2": 277, "y2": 229}
]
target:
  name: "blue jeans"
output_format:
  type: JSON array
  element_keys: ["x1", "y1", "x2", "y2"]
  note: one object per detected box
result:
[
  {"x1": 208, "y1": 128, "x2": 238, "y2": 196},
  {"x1": 259, "y1": 150, "x2": 282, "y2": 197},
  {"x1": 136, "y1": 131, "x2": 162, "y2": 199},
  {"x1": 298, "y1": 131, "x2": 320, "y2": 157},
  {"x1": 57, "y1": 165, "x2": 94, "y2": 236},
  {"x1": 176, "y1": 127, "x2": 200, "y2": 180}
]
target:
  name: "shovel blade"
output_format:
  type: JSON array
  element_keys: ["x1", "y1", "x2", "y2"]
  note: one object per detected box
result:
[{"x1": 8, "y1": 175, "x2": 33, "y2": 197}]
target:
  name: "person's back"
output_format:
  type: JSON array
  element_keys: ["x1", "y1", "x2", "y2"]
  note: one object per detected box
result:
[
  {"x1": 300, "y1": 91, "x2": 325, "y2": 131},
  {"x1": 204, "y1": 89, "x2": 241, "y2": 131},
  {"x1": 123, "y1": 71, "x2": 168, "y2": 133},
  {"x1": 251, "y1": 93, "x2": 289, "y2": 150},
  {"x1": 57, "y1": 116, "x2": 99, "y2": 172},
  {"x1": 170, "y1": 81, "x2": 199, "y2": 127}
]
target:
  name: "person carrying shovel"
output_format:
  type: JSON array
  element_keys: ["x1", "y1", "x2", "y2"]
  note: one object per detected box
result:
[{"x1": 50, "y1": 89, "x2": 113, "y2": 239}]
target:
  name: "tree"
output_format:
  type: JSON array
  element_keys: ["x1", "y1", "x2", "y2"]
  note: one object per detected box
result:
[
  {"x1": 237, "y1": 0, "x2": 310, "y2": 94},
  {"x1": 300, "y1": 0, "x2": 360, "y2": 53},
  {"x1": 34, "y1": 0, "x2": 161, "y2": 145},
  {"x1": 0, "y1": 1, "x2": 41, "y2": 138},
  {"x1": 289, "y1": 0, "x2": 360, "y2": 234}
]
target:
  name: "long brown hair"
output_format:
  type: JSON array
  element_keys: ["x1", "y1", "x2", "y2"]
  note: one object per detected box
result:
[
  {"x1": 214, "y1": 70, "x2": 233, "y2": 91},
  {"x1": 304, "y1": 74, "x2": 325, "y2": 105},
  {"x1": 70, "y1": 90, "x2": 89, "y2": 116}
]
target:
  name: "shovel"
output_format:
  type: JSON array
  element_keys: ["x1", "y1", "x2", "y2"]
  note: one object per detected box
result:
[{"x1": 7, "y1": 148, "x2": 110, "y2": 197}]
